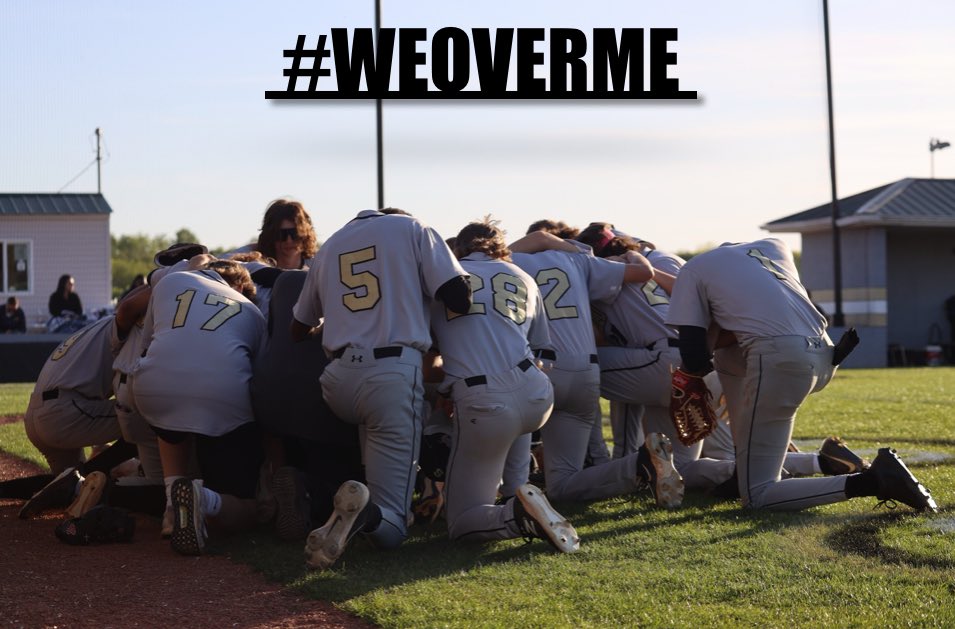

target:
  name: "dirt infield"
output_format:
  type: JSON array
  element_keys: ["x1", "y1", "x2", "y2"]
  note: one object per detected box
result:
[{"x1": 0, "y1": 442, "x2": 371, "y2": 628}]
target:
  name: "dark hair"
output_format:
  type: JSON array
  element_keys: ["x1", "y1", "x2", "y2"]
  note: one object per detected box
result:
[
  {"x1": 204, "y1": 260, "x2": 257, "y2": 302},
  {"x1": 454, "y1": 217, "x2": 510, "y2": 260},
  {"x1": 577, "y1": 222, "x2": 654, "y2": 257},
  {"x1": 380, "y1": 207, "x2": 411, "y2": 216},
  {"x1": 526, "y1": 219, "x2": 579, "y2": 239},
  {"x1": 56, "y1": 274, "x2": 74, "y2": 294},
  {"x1": 256, "y1": 199, "x2": 318, "y2": 261}
]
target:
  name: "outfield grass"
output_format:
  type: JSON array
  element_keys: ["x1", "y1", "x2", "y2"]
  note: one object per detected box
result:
[{"x1": 1, "y1": 369, "x2": 953, "y2": 627}]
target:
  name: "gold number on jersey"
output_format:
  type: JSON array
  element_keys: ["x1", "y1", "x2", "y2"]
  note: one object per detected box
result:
[
  {"x1": 50, "y1": 324, "x2": 96, "y2": 361},
  {"x1": 747, "y1": 248, "x2": 787, "y2": 280},
  {"x1": 536, "y1": 268, "x2": 578, "y2": 320},
  {"x1": 446, "y1": 274, "x2": 486, "y2": 320},
  {"x1": 491, "y1": 272, "x2": 527, "y2": 325},
  {"x1": 201, "y1": 294, "x2": 242, "y2": 331},
  {"x1": 172, "y1": 289, "x2": 242, "y2": 331},
  {"x1": 339, "y1": 247, "x2": 381, "y2": 312},
  {"x1": 173, "y1": 289, "x2": 196, "y2": 328},
  {"x1": 641, "y1": 280, "x2": 670, "y2": 306}
]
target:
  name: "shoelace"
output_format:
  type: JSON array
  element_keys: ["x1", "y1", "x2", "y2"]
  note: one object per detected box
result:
[{"x1": 874, "y1": 499, "x2": 898, "y2": 511}]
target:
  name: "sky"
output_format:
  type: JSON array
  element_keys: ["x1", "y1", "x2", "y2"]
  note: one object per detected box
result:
[{"x1": 2, "y1": 1, "x2": 954, "y2": 253}]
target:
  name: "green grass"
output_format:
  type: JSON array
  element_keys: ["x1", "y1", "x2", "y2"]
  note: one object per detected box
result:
[{"x1": 2, "y1": 369, "x2": 953, "y2": 627}]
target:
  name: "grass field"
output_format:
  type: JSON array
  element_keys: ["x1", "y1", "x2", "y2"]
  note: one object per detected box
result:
[{"x1": 1, "y1": 369, "x2": 953, "y2": 627}]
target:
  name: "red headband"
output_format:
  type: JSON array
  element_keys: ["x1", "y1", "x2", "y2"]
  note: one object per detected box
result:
[{"x1": 593, "y1": 226, "x2": 615, "y2": 255}]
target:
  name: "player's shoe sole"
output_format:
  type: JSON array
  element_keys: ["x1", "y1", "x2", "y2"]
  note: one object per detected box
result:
[
  {"x1": 304, "y1": 480, "x2": 369, "y2": 570},
  {"x1": 644, "y1": 433, "x2": 685, "y2": 509},
  {"x1": 515, "y1": 484, "x2": 580, "y2": 554},
  {"x1": 870, "y1": 448, "x2": 938, "y2": 512},
  {"x1": 19, "y1": 467, "x2": 80, "y2": 519},
  {"x1": 273, "y1": 466, "x2": 311, "y2": 541},
  {"x1": 171, "y1": 478, "x2": 206, "y2": 555},
  {"x1": 64, "y1": 471, "x2": 108, "y2": 519}
]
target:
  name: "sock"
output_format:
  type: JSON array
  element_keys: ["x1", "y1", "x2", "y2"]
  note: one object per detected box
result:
[
  {"x1": 812, "y1": 456, "x2": 823, "y2": 475},
  {"x1": 362, "y1": 502, "x2": 383, "y2": 533},
  {"x1": 164, "y1": 475, "x2": 184, "y2": 507},
  {"x1": 844, "y1": 472, "x2": 878, "y2": 498},
  {"x1": 201, "y1": 486, "x2": 222, "y2": 517}
]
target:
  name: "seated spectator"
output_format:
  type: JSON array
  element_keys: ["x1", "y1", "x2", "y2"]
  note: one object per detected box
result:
[
  {"x1": 1, "y1": 296, "x2": 26, "y2": 333},
  {"x1": 49, "y1": 274, "x2": 83, "y2": 317}
]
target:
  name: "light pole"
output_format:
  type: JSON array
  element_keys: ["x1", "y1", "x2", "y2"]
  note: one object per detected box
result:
[
  {"x1": 822, "y1": 0, "x2": 844, "y2": 327},
  {"x1": 930, "y1": 138, "x2": 951, "y2": 178},
  {"x1": 375, "y1": 0, "x2": 384, "y2": 209}
]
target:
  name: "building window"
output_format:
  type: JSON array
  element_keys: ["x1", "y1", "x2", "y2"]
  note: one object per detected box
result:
[{"x1": 1, "y1": 240, "x2": 31, "y2": 294}]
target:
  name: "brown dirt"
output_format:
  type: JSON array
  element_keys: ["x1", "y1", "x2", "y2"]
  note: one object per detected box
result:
[{"x1": 0, "y1": 422, "x2": 373, "y2": 629}]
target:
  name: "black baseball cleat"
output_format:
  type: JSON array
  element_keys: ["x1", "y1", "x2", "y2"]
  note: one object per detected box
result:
[
  {"x1": 19, "y1": 467, "x2": 81, "y2": 519},
  {"x1": 304, "y1": 480, "x2": 377, "y2": 570},
  {"x1": 868, "y1": 448, "x2": 938, "y2": 512},
  {"x1": 170, "y1": 478, "x2": 207, "y2": 556},
  {"x1": 512, "y1": 484, "x2": 580, "y2": 553},
  {"x1": 272, "y1": 466, "x2": 312, "y2": 541},
  {"x1": 636, "y1": 433, "x2": 684, "y2": 509},
  {"x1": 818, "y1": 436, "x2": 869, "y2": 475}
]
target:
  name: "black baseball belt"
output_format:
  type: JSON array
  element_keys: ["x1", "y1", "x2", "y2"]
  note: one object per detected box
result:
[
  {"x1": 332, "y1": 345, "x2": 403, "y2": 360},
  {"x1": 464, "y1": 358, "x2": 534, "y2": 387}
]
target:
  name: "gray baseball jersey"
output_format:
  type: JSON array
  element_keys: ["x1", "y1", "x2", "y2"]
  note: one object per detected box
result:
[
  {"x1": 430, "y1": 254, "x2": 554, "y2": 542},
  {"x1": 295, "y1": 209, "x2": 467, "y2": 551},
  {"x1": 667, "y1": 239, "x2": 842, "y2": 510},
  {"x1": 293, "y1": 210, "x2": 467, "y2": 355},
  {"x1": 24, "y1": 316, "x2": 122, "y2": 473},
  {"x1": 133, "y1": 269, "x2": 266, "y2": 437},
  {"x1": 511, "y1": 248, "x2": 659, "y2": 502}
]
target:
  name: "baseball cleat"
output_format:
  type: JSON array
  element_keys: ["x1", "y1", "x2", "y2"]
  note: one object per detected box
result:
[
  {"x1": 513, "y1": 483, "x2": 580, "y2": 554},
  {"x1": 818, "y1": 436, "x2": 869, "y2": 475},
  {"x1": 19, "y1": 467, "x2": 81, "y2": 519},
  {"x1": 304, "y1": 480, "x2": 371, "y2": 570},
  {"x1": 255, "y1": 462, "x2": 277, "y2": 525},
  {"x1": 638, "y1": 433, "x2": 685, "y2": 509},
  {"x1": 65, "y1": 471, "x2": 109, "y2": 519},
  {"x1": 273, "y1": 466, "x2": 312, "y2": 541},
  {"x1": 171, "y1": 478, "x2": 207, "y2": 555},
  {"x1": 869, "y1": 448, "x2": 938, "y2": 512}
]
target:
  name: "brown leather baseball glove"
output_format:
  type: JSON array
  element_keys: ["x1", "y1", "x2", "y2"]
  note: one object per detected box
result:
[{"x1": 670, "y1": 368, "x2": 718, "y2": 446}]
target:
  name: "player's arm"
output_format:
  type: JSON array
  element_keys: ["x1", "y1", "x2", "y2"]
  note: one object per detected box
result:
[
  {"x1": 435, "y1": 275, "x2": 472, "y2": 315},
  {"x1": 115, "y1": 284, "x2": 152, "y2": 340},
  {"x1": 677, "y1": 325, "x2": 713, "y2": 376},
  {"x1": 508, "y1": 230, "x2": 580, "y2": 254},
  {"x1": 290, "y1": 318, "x2": 322, "y2": 343}
]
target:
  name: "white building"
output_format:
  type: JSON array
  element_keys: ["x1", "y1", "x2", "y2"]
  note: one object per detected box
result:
[{"x1": 0, "y1": 193, "x2": 112, "y2": 331}]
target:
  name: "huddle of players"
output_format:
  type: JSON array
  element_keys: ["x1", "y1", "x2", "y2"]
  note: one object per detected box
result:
[{"x1": 18, "y1": 203, "x2": 937, "y2": 566}]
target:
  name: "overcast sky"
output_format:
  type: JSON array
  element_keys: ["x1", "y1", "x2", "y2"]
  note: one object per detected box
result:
[{"x1": 2, "y1": 1, "x2": 954, "y2": 253}]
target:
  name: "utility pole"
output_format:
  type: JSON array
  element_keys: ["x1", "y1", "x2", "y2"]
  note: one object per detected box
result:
[
  {"x1": 95, "y1": 127, "x2": 103, "y2": 194},
  {"x1": 375, "y1": 0, "x2": 384, "y2": 209},
  {"x1": 822, "y1": 0, "x2": 844, "y2": 327}
]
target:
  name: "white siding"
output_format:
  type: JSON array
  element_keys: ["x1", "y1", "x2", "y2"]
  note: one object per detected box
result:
[{"x1": 1, "y1": 214, "x2": 111, "y2": 326}]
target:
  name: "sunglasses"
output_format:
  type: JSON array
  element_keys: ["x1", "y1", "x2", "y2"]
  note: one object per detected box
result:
[{"x1": 278, "y1": 227, "x2": 300, "y2": 241}]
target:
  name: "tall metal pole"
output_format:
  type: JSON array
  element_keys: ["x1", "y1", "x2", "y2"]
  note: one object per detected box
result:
[
  {"x1": 823, "y1": 0, "x2": 844, "y2": 327},
  {"x1": 95, "y1": 127, "x2": 103, "y2": 194},
  {"x1": 375, "y1": 0, "x2": 384, "y2": 209}
]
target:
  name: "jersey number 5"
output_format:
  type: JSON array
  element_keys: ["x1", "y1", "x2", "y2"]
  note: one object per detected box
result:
[{"x1": 340, "y1": 247, "x2": 381, "y2": 312}]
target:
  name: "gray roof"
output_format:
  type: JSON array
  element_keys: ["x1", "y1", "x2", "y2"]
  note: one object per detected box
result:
[
  {"x1": 0, "y1": 193, "x2": 112, "y2": 216},
  {"x1": 763, "y1": 178, "x2": 955, "y2": 232}
]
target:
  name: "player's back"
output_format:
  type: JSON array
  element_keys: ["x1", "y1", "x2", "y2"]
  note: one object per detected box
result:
[
  {"x1": 669, "y1": 238, "x2": 826, "y2": 339},
  {"x1": 512, "y1": 249, "x2": 623, "y2": 358},
  {"x1": 431, "y1": 254, "x2": 547, "y2": 380},
  {"x1": 307, "y1": 211, "x2": 463, "y2": 354},
  {"x1": 134, "y1": 269, "x2": 265, "y2": 424},
  {"x1": 35, "y1": 316, "x2": 116, "y2": 399}
]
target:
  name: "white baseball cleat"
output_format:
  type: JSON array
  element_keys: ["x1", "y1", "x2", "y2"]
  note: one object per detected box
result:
[
  {"x1": 513, "y1": 483, "x2": 580, "y2": 554},
  {"x1": 304, "y1": 480, "x2": 371, "y2": 570},
  {"x1": 639, "y1": 432, "x2": 685, "y2": 509}
]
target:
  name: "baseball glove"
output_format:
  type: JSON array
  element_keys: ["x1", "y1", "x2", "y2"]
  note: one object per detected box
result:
[
  {"x1": 54, "y1": 505, "x2": 135, "y2": 545},
  {"x1": 670, "y1": 368, "x2": 718, "y2": 446},
  {"x1": 154, "y1": 242, "x2": 208, "y2": 267}
]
